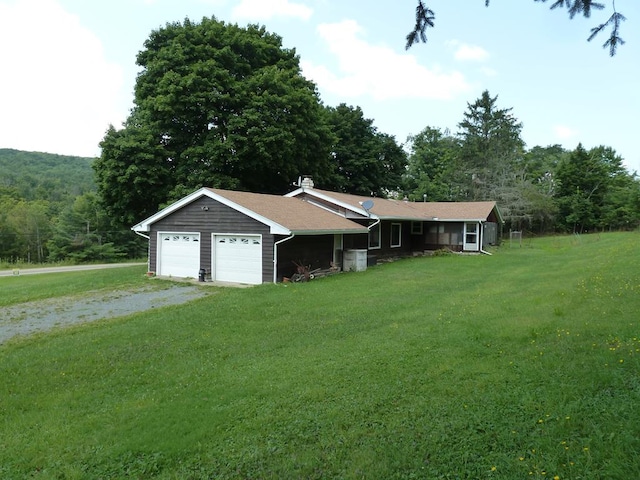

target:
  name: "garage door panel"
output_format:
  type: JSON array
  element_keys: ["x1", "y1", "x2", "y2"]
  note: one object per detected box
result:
[
  {"x1": 213, "y1": 234, "x2": 262, "y2": 284},
  {"x1": 158, "y1": 233, "x2": 200, "y2": 278}
]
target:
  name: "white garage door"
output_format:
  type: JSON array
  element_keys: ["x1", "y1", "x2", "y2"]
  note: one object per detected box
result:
[
  {"x1": 213, "y1": 234, "x2": 262, "y2": 284},
  {"x1": 158, "y1": 233, "x2": 200, "y2": 278}
]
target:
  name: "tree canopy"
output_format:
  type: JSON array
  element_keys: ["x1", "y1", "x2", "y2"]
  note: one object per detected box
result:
[
  {"x1": 322, "y1": 104, "x2": 406, "y2": 197},
  {"x1": 401, "y1": 91, "x2": 639, "y2": 233},
  {"x1": 94, "y1": 17, "x2": 334, "y2": 227},
  {"x1": 407, "y1": 1, "x2": 626, "y2": 56}
]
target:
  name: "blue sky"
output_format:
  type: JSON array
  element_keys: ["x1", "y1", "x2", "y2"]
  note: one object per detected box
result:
[{"x1": 1, "y1": 0, "x2": 638, "y2": 173}]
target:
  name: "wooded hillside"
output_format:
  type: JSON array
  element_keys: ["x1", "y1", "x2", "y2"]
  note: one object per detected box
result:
[
  {"x1": 0, "y1": 149, "x2": 143, "y2": 265},
  {"x1": 0, "y1": 148, "x2": 96, "y2": 202}
]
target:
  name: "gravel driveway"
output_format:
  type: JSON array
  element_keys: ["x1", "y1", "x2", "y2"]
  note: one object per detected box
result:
[{"x1": 1, "y1": 285, "x2": 211, "y2": 344}]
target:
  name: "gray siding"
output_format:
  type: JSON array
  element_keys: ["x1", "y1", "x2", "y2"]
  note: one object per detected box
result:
[
  {"x1": 372, "y1": 220, "x2": 413, "y2": 259},
  {"x1": 483, "y1": 222, "x2": 498, "y2": 247},
  {"x1": 150, "y1": 196, "x2": 275, "y2": 283}
]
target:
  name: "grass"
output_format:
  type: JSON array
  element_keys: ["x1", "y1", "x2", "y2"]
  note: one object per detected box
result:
[
  {"x1": 0, "y1": 265, "x2": 155, "y2": 307},
  {"x1": 0, "y1": 232, "x2": 639, "y2": 479},
  {"x1": 0, "y1": 258, "x2": 147, "y2": 271}
]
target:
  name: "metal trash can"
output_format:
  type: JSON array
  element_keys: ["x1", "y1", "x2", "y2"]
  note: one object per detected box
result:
[{"x1": 198, "y1": 268, "x2": 206, "y2": 282}]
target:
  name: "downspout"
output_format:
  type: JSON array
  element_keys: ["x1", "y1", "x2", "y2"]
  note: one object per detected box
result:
[
  {"x1": 133, "y1": 230, "x2": 153, "y2": 271},
  {"x1": 273, "y1": 233, "x2": 295, "y2": 283},
  {"x1": 479, "y1": 222, "x2": 492, "y2": 255},
  {"x1": 366, "y1": 217, "x2": 380, "y2": 257}
]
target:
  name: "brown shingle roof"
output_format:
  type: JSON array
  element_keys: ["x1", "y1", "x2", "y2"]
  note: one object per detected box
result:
[
  {"x1": 206, "y1": 188, "x2": 368, "y2": 234},
  {"x1": 416, "y1": 201, "x2": 499, "y2": 221},
  {"x1": 306, "y1": 189, "x2": 499, "y2": 221}
]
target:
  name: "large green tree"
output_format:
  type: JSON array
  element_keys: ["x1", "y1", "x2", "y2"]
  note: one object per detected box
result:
[
  {"x1": 403, "y1": 126, "x2": 461, "y2": 201},
  {"x1": 47, "y1": 193, "x2": 132, "y2": 263},
  {"x1": 407, "y1": 1, "x2": 627, "y2": 56},
  {"x1": 520, "y1": 145, "x2": 569, "y2": 232},
  {"x1": 561, "y1": 145, "x2": 640, "y2": 232},
  {"x1": 323, "y1": 104, "x2": 406, "y2": 197},
  {"x1": 457, "y1": 90, "x2": 525, "y2": 201},
  {"x1": 555, "y1": 143, "x2": 610, "y2": 232},
  {"x1": 2, "y1": 199, "x2": 53, "y2": 263},
  {"x1": 95, "y1": 17, "x2": 333, "y2": 226}
]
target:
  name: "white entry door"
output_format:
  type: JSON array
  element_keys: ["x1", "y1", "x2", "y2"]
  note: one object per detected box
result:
[
  {"x1": 158, "y1": 232, "x2": 200, "y2": 278},
  {"x1": 213, "y1": 234, "x2": 262, "y2": 284},
  {"x1": 463, "y1": 223, "x2": 479, "y2": 251}
]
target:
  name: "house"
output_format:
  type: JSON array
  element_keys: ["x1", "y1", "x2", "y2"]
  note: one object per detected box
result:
[
  {"x1": 131, "y1": 181, "x2": 503, "y2": 284},
  {"x1": 285, "y1": 178, "x2": 503, "y2": 262},
  {"x1": 131, "y1": 187, "x2": 368, "y2": 284}
]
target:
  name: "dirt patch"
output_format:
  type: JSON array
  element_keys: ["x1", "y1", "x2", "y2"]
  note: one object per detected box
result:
[{"x1": 0, "y1": 285, "x2": 212, "y2": 344}]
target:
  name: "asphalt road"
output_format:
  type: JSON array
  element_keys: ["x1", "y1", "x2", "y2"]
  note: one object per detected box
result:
[{"x1": 0, "y1": 263, "x2": 147, "y2": 277}]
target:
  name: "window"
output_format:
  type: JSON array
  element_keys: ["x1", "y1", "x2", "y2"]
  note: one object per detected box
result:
[
  {"x1": 368, "y1": 222, "x2": 381, "y2": 249},
  {"x1": 411, "y1": 222, "x2": 423, "y2": 235},
  {"x1": 391, "y1": 223, "x2": 401, "y2": 248},
  {"x1": 465, "y1": 223, "x2": 478, "y2": 244}
]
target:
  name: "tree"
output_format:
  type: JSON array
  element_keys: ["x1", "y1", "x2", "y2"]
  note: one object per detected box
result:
[
  {"x1": 457, "y1": 91, "x2": 533, "y2": 230},
  {"x1": 588, "y1": 146, "x2": 640, "y2": 230},
  {"x1": 4, "y1": 199, "x2": 53, "y2": 263},
  {"x1": 323, "y1": 104, "x2": 406, "y2": 196},
  {"x1": 95, "y1": 116, "x2": 171, "y2": 227},
  {"x1": 0, "y1": 195, "x2": 21, "y2": 261},
  {"x1": 403, "y1": 126, "x2": 461, "y2": 201},
  {"x1": 555, "y1": 143, "x2": 610, "y2": 232},
  {"x1": 521, "y1": 145, "x2": 569, "y2": 232},
  {"x1": 47, "y1": 193, "x2": 128, "y2": 263},
  {"x1": 407, "y1": 1, "x2": 626, "y2": 56},
  {"x1": 457, "y1": 90, "x2": 525, "y2": 201},
  {"x1": 95, "y1": 17, "x2": 334, "y2": 227}
]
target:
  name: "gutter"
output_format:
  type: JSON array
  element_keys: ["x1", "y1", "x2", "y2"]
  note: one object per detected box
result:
[
  {"x1": 273, "y1": 233, "x2": 295, "y2": 283},
  {"x1": 133, "y1": 230, "x2": 152, "y2": 272},
  {"x1": 367, "y1": 217, "x2": 381, "y2": 232},
  {"x1": 133, "y1": 230, "x2": 150, "y2": 240}
]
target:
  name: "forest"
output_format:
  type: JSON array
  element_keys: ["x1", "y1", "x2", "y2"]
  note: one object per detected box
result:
[
  {"x1": 0, "y1": 149, "x2": 142, "y2": 265},
  {"x1": 2, "y1": 17, "x2": 639, "y2": 265}
]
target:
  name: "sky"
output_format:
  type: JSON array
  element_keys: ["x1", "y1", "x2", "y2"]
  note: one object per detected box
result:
[{"x1": 1, "y1": 0, "x2": 638, "y2": 173}]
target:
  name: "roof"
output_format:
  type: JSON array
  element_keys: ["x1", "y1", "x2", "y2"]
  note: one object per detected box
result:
[
  {"x1": 416, "y1": 201, "x2": 502, "y2": 222},
  {"x1": 131, "y1": 187, "x2": 368, "y2": 235},
  {"x1": 287, "y1": 187, "x2": 502, "y2": 223}
]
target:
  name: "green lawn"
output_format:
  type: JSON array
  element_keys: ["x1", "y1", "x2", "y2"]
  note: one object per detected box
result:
[
  {"x1": 0, "y1": 265, "x2": 151, "y2": 307},
  {"x1": 1, "y1": 232, "x2": 639, "y2": 479}
]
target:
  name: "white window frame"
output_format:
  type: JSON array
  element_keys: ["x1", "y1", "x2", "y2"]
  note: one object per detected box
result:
[
  {"x1": 390, "y1": 223, "x2": 402, "y2": 248},
  {"x1": 465, "y1": 222, "x2": 478, "y2": 245}
]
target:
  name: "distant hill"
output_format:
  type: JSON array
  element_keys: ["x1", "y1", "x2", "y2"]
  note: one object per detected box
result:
[{"x1": 0, "y1": 148, "x2": 96, "y2": 203}]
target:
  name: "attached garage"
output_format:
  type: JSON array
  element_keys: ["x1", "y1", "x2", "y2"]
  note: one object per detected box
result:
[
  {"x1": 212, "y1": 234, "x2": 262, "y2": 284},
  {"x1": 131, "y1": 187, "x2": 369, "y2": 284},
  {"x1": 157, "y1": 232, "x2": 200, "y2": 278}
]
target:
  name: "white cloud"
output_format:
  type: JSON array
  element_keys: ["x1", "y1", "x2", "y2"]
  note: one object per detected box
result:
[
  {"x1": 554, "y1": 124, "x2": 579, "y2": 140},
  {"x1": 479, "y1": 66, "x2": 498, "y2": 77},
  {"x1": 302, "y1": 20, "x2": 470, "y2": 101},
  {"x1": 446, "y1": 40, "x2": 490, "y2": 62},
  {"x1": 231, "y1": 0, "x2": 313, "y2": 22},
  {"x1": 0, "y1": 0, "x2": 124, "y2": 157}
]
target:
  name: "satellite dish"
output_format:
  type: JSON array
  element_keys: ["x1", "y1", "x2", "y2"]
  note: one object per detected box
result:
[{"x1": 361, "y1": 200, "x2": 374, "y2": 212}]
